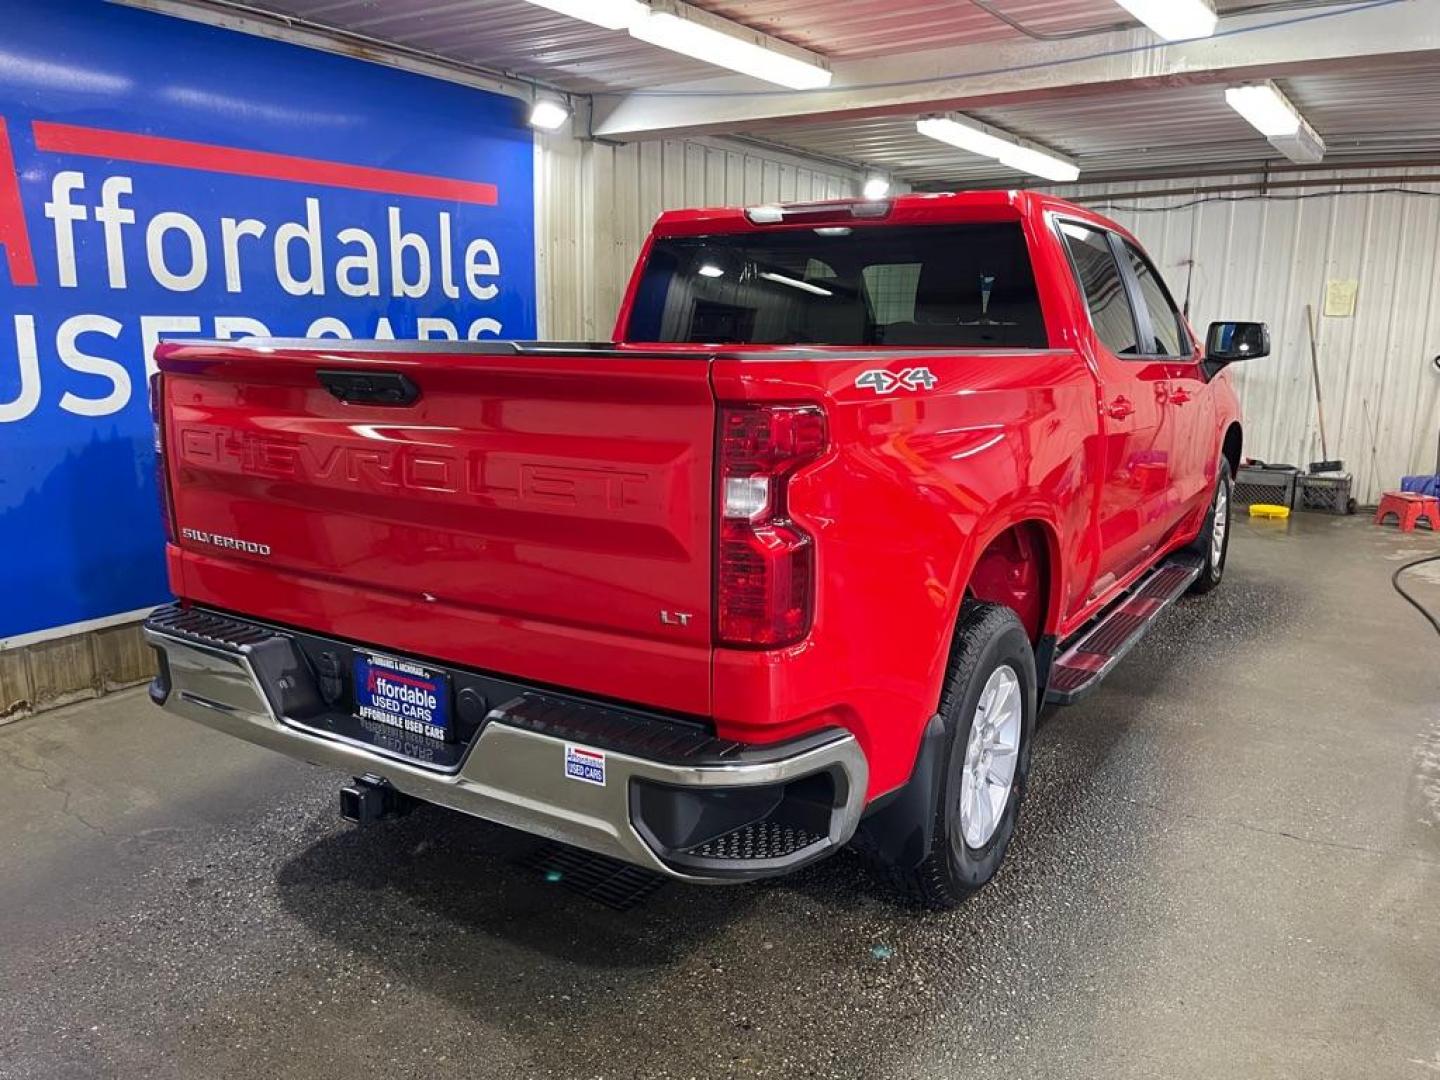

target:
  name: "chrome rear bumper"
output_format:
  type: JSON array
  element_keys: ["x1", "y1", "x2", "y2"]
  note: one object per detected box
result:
[{"x1": 143, "y1": 605, "x2": 867, "y2": 883}]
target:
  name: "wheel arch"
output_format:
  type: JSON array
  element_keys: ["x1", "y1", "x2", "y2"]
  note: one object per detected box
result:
[{"x1": 956, "y1": 517, "x2": 1063, "y2": 646}]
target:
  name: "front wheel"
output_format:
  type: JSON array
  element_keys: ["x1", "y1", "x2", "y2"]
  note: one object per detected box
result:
[
  {"x1": 1187, "y1": 458, "x2": 1232, "y2": 595},
  {"x1": 887, "y1": 602, "x2": 1037, "y2": 909}
]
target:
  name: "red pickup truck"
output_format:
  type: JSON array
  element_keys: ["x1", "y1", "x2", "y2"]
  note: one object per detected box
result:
[{"x1": 144, "y1": 190, "x2": 1265, "y2": 907}]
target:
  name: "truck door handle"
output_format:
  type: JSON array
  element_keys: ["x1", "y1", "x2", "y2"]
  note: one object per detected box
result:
[{"x1": 1107, "y1": 396, "x2": 1135, "y2": 420}]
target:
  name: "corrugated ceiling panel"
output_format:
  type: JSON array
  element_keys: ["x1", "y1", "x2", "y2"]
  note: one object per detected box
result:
[
  {"x1": 673, "y1": 0, "x2": 1146, "y2": 58},
  {"x1": 218, "y1": 0, "x2": 1272, "y2": 92},
  {"x1": 749, "y1": 61, "x2": 1440, "y2": 187},
  {"x1": 175, "y1": 2, "x2": 1440, "y2": 191},
  {"x1": 234, "y1": 0, "x2": 719, "y2": 91}
]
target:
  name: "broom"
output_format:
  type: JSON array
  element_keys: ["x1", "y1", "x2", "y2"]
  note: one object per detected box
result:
[{"x1": 1305, "y1": 304, "x2": 1343, "y2": 474}]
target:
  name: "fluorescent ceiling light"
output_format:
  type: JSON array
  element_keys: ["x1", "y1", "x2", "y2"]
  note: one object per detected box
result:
[
  {"x1": 997, "y1": 144, "x2": 1080, "y2": 184},
  {"x1": 1270, "y1": 124, "x2": 1326, "y2": 164},
  {"x1": 630, "y1": 1, "x2": 832, "y2": 90},
  {"x1": 522, "y1": 0, "x2": 832, "y2": 91},
  {"x1": 520, "y1": 0, "x2": 648, "y2": 31},
  {"x1": 916, "y1": 115, "x2": 1016, "y2": 160},
  {"x1": 1226, "y1": 81, "x2": 1326, "y2": 163},
  {"x1": 1226, "y1": 82, "x2": 1300, "y2": 137},
  {"x1": 862, "y1": 175, "x2": 891, "y2": 200},
  {"x1": 697, "y1": 263, "x2": 725, "y2": 278},
  {"x1": 760, "y1": 271, "x2": 832, "y2": 297},
  {"x1": 528, "y1": 98, "x2": 571, "y2": 131},
  {"x1": 916, "y1": 114, "x2": 1079, "y2": 183},
  {"x1": 1111, "y1": 0, "x2": 1217, "y2": 41}
]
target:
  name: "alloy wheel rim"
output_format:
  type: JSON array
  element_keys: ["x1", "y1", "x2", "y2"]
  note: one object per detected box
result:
[
  {"x1": 1212, "y1": 482, "x2": 1229, "y2": 566},
  {"x1": 958, "y1": 664, "x2": 1023, "y2": 849}
]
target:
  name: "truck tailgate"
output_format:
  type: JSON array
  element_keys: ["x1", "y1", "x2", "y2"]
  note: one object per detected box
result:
[{"x1": 156, "y1": 341, "x2": 715, "y2": 716}]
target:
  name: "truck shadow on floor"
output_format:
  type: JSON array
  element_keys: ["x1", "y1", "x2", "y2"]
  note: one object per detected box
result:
[{"x1": 266, "y1": 572, "x2": 1304, "y2": 1075}]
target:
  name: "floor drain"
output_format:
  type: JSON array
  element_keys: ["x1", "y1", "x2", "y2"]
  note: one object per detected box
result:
[{"x1": 518, "y1": 842, "x2": 668, "y2": 911}]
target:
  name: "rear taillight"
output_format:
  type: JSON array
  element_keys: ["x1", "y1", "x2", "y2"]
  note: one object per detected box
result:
[
  {"x1": 716, "y1": 404, "x2": 827, "y2": 648},
  {"x1": 149, "y1": 372, "x2": 176, "y2": 542}
]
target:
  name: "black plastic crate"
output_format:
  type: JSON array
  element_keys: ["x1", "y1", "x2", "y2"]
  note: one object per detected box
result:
[
  {"x1": 1296, "y1": 473, "x2": 1353, "y2": 515},
  {"x1": 1234, "y1": 465, "x2": 1297, "y2": 509}
]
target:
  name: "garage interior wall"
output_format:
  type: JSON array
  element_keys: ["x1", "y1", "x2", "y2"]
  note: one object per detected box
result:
[
  {"x1": 535, "y1": 144, "x2": 1440, "y2": 506},
  {"x1": 1059, "y1": 170, "x2": 1440, "y2": 505},
  {"x1": 535, "y1": 133, "x2": 861, "y2": 341}
]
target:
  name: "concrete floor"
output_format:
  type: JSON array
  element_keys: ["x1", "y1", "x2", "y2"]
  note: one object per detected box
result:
[{"x1": 3, "y1": 514, "x2": 1439, "y2": 1080}]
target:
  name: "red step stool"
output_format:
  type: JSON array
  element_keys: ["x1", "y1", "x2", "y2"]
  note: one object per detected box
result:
[{"x1": 1374, "y1": 491, "x2": 1440, "y2": 532}]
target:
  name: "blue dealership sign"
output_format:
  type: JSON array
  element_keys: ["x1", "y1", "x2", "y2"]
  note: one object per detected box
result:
[{"x1": 0, "y1": 0, "x2": 536, "y2": 640}]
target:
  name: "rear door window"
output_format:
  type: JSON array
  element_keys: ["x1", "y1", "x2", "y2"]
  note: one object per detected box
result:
[
  {"x1": 1058, "y1": 222, "x2": 1141, "y2": 356},
  {"x1": 626, "y1": 222, "x2": 1049, "y2": 348},
  {"x1": 1122, "y1": 242, "x2": 1189, "y2": 357}
]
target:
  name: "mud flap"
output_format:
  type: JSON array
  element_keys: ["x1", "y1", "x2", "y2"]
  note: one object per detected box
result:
[{"x1": 851, "y1": 712, "x2": 947, "y2": 871}]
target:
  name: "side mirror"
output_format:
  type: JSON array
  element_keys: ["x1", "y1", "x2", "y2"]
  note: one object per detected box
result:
[{"x1": 1205, "y1": 321, "x2": 1269, "y2": 364}]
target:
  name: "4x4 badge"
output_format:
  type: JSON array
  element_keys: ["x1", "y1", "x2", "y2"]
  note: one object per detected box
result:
[{"x1": 855, "y1": 367, "x2": 939, "y2": 395}]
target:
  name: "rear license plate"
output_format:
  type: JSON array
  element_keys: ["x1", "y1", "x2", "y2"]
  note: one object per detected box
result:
[{"x1": 352, "y1": 651, "x2": 451, "y2": 742}]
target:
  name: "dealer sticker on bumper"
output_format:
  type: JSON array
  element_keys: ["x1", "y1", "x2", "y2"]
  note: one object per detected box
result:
[{"x1": 564, "y1": 744, "x2": 606, "y2": 786}]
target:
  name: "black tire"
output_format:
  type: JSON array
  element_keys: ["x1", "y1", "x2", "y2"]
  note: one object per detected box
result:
[
  {"x1": 888, "y1": 602, "x2": 1037, "y2": 910},
  {"x1": 1187, "y1": 458, "x2": 1232, "y2": 595}
]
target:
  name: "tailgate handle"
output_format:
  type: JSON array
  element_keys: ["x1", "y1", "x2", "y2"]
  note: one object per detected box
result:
[{"x1": 318, "y1": 370, "x2": 420, "y2": 406}]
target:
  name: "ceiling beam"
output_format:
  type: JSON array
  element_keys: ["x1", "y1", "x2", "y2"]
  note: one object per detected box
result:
[
  {"x1": 593, "y1": 0, "x2": 1440, "y2": 141},
  {"x1": 115, "y1": 0, "x2": 556, "y2": 103}
]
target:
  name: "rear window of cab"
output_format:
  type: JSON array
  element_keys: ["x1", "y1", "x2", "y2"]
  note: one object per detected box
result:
[{"x1": 626, "y1": 223, "x2": 1048, "y2": 348}]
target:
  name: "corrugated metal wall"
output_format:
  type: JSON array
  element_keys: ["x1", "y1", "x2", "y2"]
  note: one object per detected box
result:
[
  {"x1": 537, "y1": 149, "x2": 1439, "y2": 505},
  {"x1": 1063, "y1": 171, "x2": 1440, "y2": 504},
  {"x1": 535, "y1": 133, "x2": 860, "y2": 341}
]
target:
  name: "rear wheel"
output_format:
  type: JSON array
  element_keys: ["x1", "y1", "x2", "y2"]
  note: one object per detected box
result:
[
  {"x1": 887, "y1": 602, "x2": 1037, "y2": 909},
  {"x1": 1187, "y1": 458, "x2": 1232, "y2": 595}
]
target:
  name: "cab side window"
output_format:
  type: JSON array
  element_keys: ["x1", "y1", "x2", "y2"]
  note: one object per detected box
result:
[
  {"x1": 1123, "y1": 242, "x2": 1189, "y2": 357},
  {"x1": 1059, "y1": 223, "x2": 1139, "y2": 356}
]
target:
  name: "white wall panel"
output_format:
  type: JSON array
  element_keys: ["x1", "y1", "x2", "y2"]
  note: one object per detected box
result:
[
  {"x1": 536, "y1": 133, "x2": 859, "y2": 343},
  {"x1": 538, "y1": 150, "x2": 1438, "y2": 505},
  {"x1": 1063, "y1": 172, "x2": 1440, "y2": 504}
]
